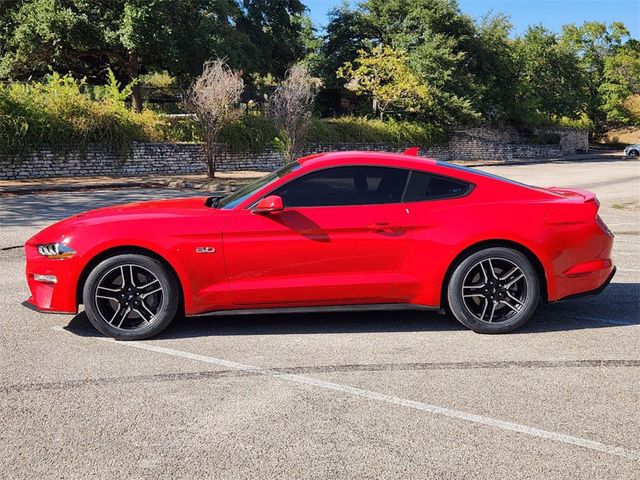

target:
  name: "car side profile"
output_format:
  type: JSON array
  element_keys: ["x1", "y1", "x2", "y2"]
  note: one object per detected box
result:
[{"x1": 24, "y1": 150, "x2": 615, "y2": 339}]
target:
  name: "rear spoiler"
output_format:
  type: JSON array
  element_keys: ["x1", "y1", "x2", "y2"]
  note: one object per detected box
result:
[
  {"x1": 544, "y1": 187, "x2": 599, "y2": 225},
  {"x1": 544, "y1": 187, "x2": 597, "y2": 204}
]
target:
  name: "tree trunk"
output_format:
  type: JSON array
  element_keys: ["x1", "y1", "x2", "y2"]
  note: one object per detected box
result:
[
  {"x1": 126, "y1": 53, "x2": 142, "y2": 113},
  {"x1": 204, "y1": 134, "x2": 217, "y2": 178},
  {"x1": 130, "y1": 83, "x2": 143, "y2": 113}
]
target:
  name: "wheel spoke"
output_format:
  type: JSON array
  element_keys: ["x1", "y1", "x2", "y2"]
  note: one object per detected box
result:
[
  {"x1": 96, "y1": 286, "x2": 121, "y2": 300},
  {"x1": 132, "y1": 307, "x2": 151, "y2": 324},
  {"x1": 500, "y1": 300, "x2": 519, "y2": 313},
  {"x1": 463, "y1": 293, "x2": 486, "y2": 299},
  {"x1": 140, "y1": 287, "x2": 162, "y2": 300},
  {"x1": 463, "y1": 283, "x2": 485, "y2": 290},
  {"x1": 108, "y1": 305, "x2": 122, "y2": 325},
  {"x1": 116, "y1": 307, "x2": 131, "y2": 328},
  {"x1": 500, "y1": 266, "x2": 519, "y2": 281},
  {"x1": 140, "y1": 300, "x2": 157, "y2": 318},
  {"x1": 128, "y1": 265, "x2": 137, "y2": 287},
  {"x1": 138, "y1": 278, "x2": 159, "y2": 290},
  {"x1": 505, "y1": 273, "x2": 525, "y2": 288},
  {"x1": 479, "y1": 262, "x2": 489, "y2": 283},
  {"x1": 487, "y1": 259, "x2": 499, "y2": 279},
  {"x1": 479, "y1": 298, "x2": 489, "y2": 321},
  {"x1": 488, "y1": 302, "x2": 497, "y2": 322},
  {"x1": 506, "y1": 292, "x2": 524, "y2": 306}
]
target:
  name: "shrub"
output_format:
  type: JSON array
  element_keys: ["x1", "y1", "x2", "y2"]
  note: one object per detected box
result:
[
  {"x1": 0, "y1": 73, "x2": 166, "y2": 155},
  {"x1": 164, "y1": 114, "x2": 445, "y2": 151},
  {"x1": 306, "y1": 117, "x2": 445, "y2": 145}
]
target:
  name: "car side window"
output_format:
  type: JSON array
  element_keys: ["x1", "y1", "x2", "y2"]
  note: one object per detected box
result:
[
  {"x1": 272, "y1": 166, "x2": 409, "y2": 207},
  {"x1": 404, "y1": 171, "x2": 470, "y2": 201}
]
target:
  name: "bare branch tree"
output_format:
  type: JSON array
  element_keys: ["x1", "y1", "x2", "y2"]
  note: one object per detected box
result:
[
  {"x1": 185, "y1": 59, "x2": 244, "y2": 177},
  {"x1": 268, "y1": 63, "x2": 319, "y2": 163}
]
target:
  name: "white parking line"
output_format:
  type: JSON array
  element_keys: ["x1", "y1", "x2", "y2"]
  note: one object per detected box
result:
[{"x1": 52, "y1": 326, "x2": 639, "y2": 461}]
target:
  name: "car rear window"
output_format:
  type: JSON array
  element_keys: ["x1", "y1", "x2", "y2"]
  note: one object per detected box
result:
[{"x1": 404, "y1": 171, "x2": 472, "y2": 201}]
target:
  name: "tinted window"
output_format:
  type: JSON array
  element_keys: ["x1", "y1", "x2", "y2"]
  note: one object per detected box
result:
[
  {"x1": 404, "y1": 171, "x2": 470, "y2": 201},
  {"x1": 272, "y1": 166, "x2": 409, "y2": 207}
]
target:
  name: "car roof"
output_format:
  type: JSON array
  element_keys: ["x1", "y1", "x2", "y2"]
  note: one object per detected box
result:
[
  {"x1": 297, "y1": 150, "x2": 438, "y2": 170},
  {"x1": 295, "y1": 150, "x2": 549, "y2": 196}
]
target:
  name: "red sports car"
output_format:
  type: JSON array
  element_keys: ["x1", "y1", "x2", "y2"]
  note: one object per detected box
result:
[{"x1": 24, "y1": 150, "x2": 615, "y2": 339}]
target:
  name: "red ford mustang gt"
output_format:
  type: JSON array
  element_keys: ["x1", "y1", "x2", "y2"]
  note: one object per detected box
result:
[{"x1": 24, "y1": 150, "x2": 615, "y2": 339}]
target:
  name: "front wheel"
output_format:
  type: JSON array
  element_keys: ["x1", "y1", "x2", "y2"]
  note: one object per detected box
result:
[
  {"x1": 83, "y1": 253, "x2": 180, "y2": 340},
  {"x1": 446, "y1": 247, "x2": 540, "y2": 333}
]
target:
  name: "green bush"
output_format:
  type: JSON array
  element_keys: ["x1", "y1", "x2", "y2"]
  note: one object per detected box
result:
[
  {"x1": 0, "y1": 74, "x2": 444, "y2": 156},
  {"x1": 306, "y1": 117, "x2": 445, "y2": 145},
  {"x1": 165, "y1": 114, "x2": 445, "y2": 151},
  {"x1": 0, "y1": 73, "x2": 166, "y2": 155}
]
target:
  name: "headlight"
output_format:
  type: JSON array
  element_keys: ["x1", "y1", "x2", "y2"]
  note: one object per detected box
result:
[{"x1": 37, "y1": 243, "x2": 77, "y2": 259}]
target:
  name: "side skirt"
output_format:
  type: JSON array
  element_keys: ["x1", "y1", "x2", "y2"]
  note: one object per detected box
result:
[{"x1": 187, "y1": 303, "x2": 440, "y2": 318}]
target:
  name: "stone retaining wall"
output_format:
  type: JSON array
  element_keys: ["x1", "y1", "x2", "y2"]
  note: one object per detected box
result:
[{"x1": 0, "y1": 127, "x2": 588, "y2": 180}]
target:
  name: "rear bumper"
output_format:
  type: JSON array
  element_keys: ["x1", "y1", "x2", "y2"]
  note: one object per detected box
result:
[{"x1": 554, "y1": 266, "x2": 616, "y2": 302}]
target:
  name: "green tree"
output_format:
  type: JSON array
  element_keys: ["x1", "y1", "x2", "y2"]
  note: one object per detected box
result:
[
  {"x1": 0, "y1": 0, "x2": 244, "y2": 112},
  {"x1": 337, "y1": 45, "x2": 431, "y2": 120},
  {"x1": 561, "y1": 21, "x2": 630, "y2": 129},
  {"x1": 363, "y1": 0, "x2": 481, "y2": 122},
  {"x1": 236, "y1": 0, "x2": 308, "y2": 77},
  {"x1": 0, "y1": 0, "x2": 309, "y2": 111},
  {"x1": 513, "y1": 26, "x2": 586, "y2": 122},
  {"x1": 317, "y1": 1, "x2": 376, "y2": 89},
  {"x1": 599, "y1": 40, "x2": 640, "y2": 124},
  {"x1": 470, "y1": 14, "x2": 518, "y2": 122}
]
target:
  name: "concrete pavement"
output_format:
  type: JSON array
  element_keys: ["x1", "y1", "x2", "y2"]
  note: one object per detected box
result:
[{"x1": 0, "y1": 159, "x2": 638, "y2": 479}]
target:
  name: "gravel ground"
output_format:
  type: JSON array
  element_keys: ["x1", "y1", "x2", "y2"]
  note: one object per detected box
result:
[{"x1": 0, "y1": 159, "x2": 638, "y2": 479}]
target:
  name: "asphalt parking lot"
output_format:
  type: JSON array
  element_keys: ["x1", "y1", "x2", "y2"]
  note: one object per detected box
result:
[{"x1": 1, "y1": 159, "x2": 639, "y2": 479}]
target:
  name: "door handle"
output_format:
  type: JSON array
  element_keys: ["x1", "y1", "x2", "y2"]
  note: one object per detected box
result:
[{"x1": 366, "y1": 222, "x2": 404, "y2": 234}]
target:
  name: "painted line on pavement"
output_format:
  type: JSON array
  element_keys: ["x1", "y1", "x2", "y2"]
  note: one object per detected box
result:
[{"x1": 52, "y1": 325, "x2": 639, "y2": 461}]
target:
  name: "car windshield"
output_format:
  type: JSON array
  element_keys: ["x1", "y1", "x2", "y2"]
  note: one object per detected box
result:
[{"x1": 216, "y1": 162, "x2": 301, "y2": 209}]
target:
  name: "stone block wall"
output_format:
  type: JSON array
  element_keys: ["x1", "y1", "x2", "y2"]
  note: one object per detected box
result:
[{"x1": 0, "y1": 127, "x2": 588, "y2": 180}]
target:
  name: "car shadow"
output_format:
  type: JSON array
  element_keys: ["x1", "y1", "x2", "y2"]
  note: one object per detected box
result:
[{"x1": 61, "y1": 282, "x2": 639, "y2": 340}]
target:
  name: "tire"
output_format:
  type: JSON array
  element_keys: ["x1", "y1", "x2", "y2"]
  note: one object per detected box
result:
[
  {"x1": 446, "y1": 247, "x2": 540, "y2": 333},
  {"x1": 628, "y1": 149, "x2": 639, "y2": 157},
  {"x1": 83, "y1": 253, "x2": 180, "y2": 340}
]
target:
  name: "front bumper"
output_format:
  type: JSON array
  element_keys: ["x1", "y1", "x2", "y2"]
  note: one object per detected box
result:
[{"x1": 24, "y1": 244, "x2": 79, "y2": 314}]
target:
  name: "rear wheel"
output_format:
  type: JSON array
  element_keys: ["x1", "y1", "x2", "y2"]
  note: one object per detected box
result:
[
  {"x1": 628, "y1": 149, "x2": 639, "y2": 157},
  {"x1": 447, "y1": 247, "x2": 540, "y2": 333},
  {"x1": 83, "y1": 254, "x2": 179, "y2": 340}
]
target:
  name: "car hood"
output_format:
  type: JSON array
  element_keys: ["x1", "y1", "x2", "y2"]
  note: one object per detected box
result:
[{"x1": 27, "y1": 197, "x2": 215, "y2": 245}]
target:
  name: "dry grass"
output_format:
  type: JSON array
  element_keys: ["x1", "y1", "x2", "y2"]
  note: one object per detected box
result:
[{"x1": 601, "y1": 127, "x2": 640, "y2": 145}]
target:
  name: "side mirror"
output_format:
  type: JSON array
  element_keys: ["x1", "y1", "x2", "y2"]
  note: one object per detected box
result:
[{"x1": 254, "y1": 195, "x2": 284, "y2": 214}]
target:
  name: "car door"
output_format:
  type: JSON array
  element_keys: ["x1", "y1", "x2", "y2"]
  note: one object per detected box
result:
[{"x1": 222, "y1": 166, "x2": 412, "y2": 306}]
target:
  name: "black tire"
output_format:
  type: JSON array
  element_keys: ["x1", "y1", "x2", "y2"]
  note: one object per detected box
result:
[
  {"x1": 83, "y1": 253, "x2": 180, "y2": 340},
  {"x1": 628, "y1": 149, "x2": 639, "y2": 157},
  {"x1": 446, "y1": 247, "x2": 540, "y2": 333}
]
